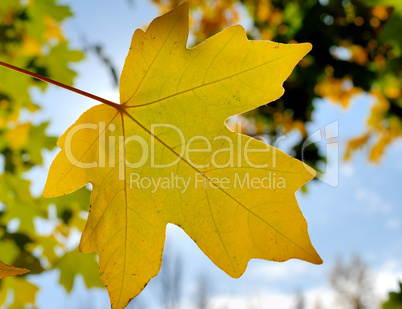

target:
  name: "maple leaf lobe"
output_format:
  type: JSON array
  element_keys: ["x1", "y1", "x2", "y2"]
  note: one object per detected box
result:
[{"x1": 0, "y1": 261, "x2": 29, "y2": 279}]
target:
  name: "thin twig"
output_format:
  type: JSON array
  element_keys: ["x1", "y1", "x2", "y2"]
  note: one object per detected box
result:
[{"x1": 0, "y1": 61, "x2": 122, "y2": 110}]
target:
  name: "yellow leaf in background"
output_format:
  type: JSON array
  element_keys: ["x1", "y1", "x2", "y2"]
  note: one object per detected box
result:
[
  {"x1": 314, "y1": 75, "x2": 362, "y2": 109},
  {"x1": 344, "y1": 133, "x2": 370, "y2": 161},
  {"x1": 56, "y1": 249, "x2": 104, "y2": 292},
  {"x1": 0, "y1": 261, "x2": 29, "y2": 279},
  {"x1": 44, "y1": 4, "x2": 321, "y2": 308},
  {"x1": 44, "y1": 15, "x2": 65, "y2": 42},
  {"x1": 3, "y1": 123, "x2": 30, "y2": 149},
  {"x1": 368, "y1": 90, "x2": 390, "y2": 129},
  {"x1": 372, "y1": 5, "x2": 389, "y2": 20},
  {"x1": 350, "y1": 45, "x2": 368, "y2": 65},
  {"x1": 21, "y1": 36, "x2": 42, "y2": 56},
  {"x1": 0, "y1": 277, "x2": 38, "y2": 309},
  {"x1": 369, "y1": 134, "x2": 390, "y2": 162}
]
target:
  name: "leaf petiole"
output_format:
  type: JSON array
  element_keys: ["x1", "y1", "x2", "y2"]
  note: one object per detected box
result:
[{"x1": 0, "y1": 61, "x2": 122, "y2": 110}]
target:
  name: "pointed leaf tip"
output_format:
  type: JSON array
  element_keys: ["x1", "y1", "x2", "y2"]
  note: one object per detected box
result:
[{"x1": 0, "y1": 261, "x2": 29, "y2": 279}]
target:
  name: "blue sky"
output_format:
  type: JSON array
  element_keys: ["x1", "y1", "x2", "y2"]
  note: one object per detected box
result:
[{"x1": 24, "y1": 0, "x2": 402, "y2": 308}]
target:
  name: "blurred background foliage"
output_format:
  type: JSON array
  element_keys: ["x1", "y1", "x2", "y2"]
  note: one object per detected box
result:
[
  {"x1": 382, "y1": 282, "x2": 402, "y2": 309},
  {"x1": 0, "y1": 0, "x2": 401, "y2": 307},
  {"x1": 0, "y1": 0, "x2": 101, "y2": 307}
]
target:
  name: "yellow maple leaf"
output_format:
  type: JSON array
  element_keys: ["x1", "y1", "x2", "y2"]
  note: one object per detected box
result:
[
  {"x1": 3, "y1": 123, "x2": 31, "y2": 149},
  {"x1": 0, "y1": 277, "x2": 38, "y2": 308},
  {"x1": 44, "y1": 4, "x2": 321, "y2": 308},
  {"x1": 0, "y1": 261, "x2": 29, "y2": 279}
]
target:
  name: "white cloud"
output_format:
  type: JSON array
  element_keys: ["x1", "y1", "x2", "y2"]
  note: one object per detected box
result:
[
  {"x1": 182, "y1": 287, "x2": 336, "y2": 309},
  {"x1": 373, "y1": 260, "x2": 402, "y2": 302},
  {"x1": 181, "y1": 259, "x2": 402, "y2": 309},
  {"x1": 340, "y1": 163, "x2": 355, "y2": 177},
  {"x1": 355, "y1": 187, "x2": 393, "y2": 215},
  {"x1": 386, "y1": 218, "x2": 400, "y2": 230},
  {"x1": 210, "y1": 293, "x2": 292, "y2": 309}
]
